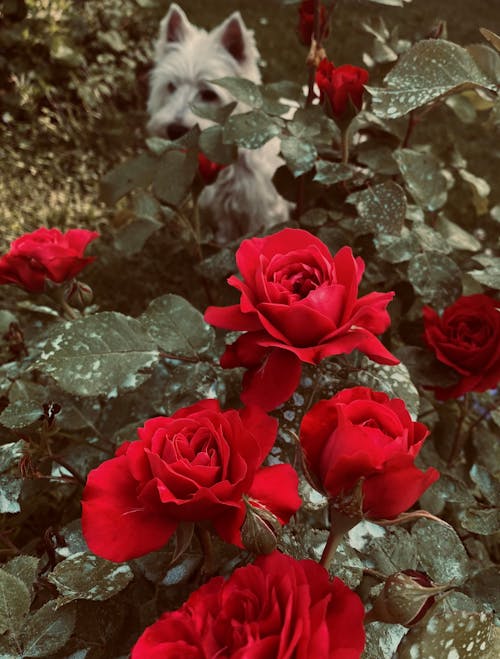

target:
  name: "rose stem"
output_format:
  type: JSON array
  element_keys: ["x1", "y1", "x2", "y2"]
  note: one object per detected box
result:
[
  {"x1": 340, "y1": 130, "x2": 350, "y2": 164},
  {"x1": 447, "y1": 393, "x2": 470, "y2": 466},
  {"x1": 196, "y1": 526, "x2": 215, "y2": 580},
  {"x1": 320, "y1": 502, "x2": 361, "y2": 571}
]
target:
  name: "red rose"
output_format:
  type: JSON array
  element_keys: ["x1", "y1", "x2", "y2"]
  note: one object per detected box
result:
[
  {"x1": 81, "y1": 400, "x2": 301, "y2": 562},
  {"x1": 204, "y1": 228, "x2": 398, "y2": 411},
  {"x1": 0, "y1": 227, "x2": 98, "y2": 293},
  {"x1": 315, "y1": 59, "x2": 369, "y2": 120},
  {"x1": 132, "y1": 551, "x2": 366, "y2": 658},
  {"x1": 300, "y1": 386, "x2": 439, "y2": 519},
  {"x1": 298, "y1": 0, "x2": 329, "y2": 47},
  {"x1": 197, "y1": 152, "x2": 227, "y2": 185},
  {"x1": 423, "y1": 294, "x2": 500, "y2": 400}
]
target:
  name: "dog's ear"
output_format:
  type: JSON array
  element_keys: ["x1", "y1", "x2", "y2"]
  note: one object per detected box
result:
[
  {"x1": 213, "y1": 12, "x2": 251, "y2": 64},
  {"x1": 158, "y1": 4, "x2": 194, "y2": 48}
]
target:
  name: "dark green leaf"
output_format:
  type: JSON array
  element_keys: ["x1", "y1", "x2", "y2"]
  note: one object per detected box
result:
[
  {"x1": 199, "y1": 125, "x2": 237, "y2": 165},
  {"x1": 35, "y1": 313, "x2": 159, "y2": 397},
  {"x1": 313, "y1": 161, "x2": 354, "y2": 185},
  {"x1": 346, "y1": 181, "x2": 406, "y2": 235},
  {"x1": 191, "y1": 100, "x2": 237, "y2": 123},
  {"x1": 0, "y1": 569, "x2": 31, "y2": 635},
  {"x1": 20, "y1": 600, "x2": 76, "y2": 658},
  {"x1": 408, "y1": 252, "x2": 462, "y2": 312},
  {"x1": 0, "y1": 476, "x2": 22, "y2": 514},
  {"x1": 394, "y1": 149, "x2": 448, "y2": 211},
  {"x1": 412, "y1": 519, "x2": 470, "y2": 584},
  {"x1": 2, "y1": 556, "x2": 39, "y2": 595},
  {"x1": 0, "y1": 440, "x2": 28, "y2": 472},
  {"x1": 435, "y1": 215, "x2": 481, "y2": 252},
  {"x1": 139, "y1": 294, "x2": 215, "y2": 358},
  {"x1": 280, "y1": 137, "x2": 317, "y2": 177},
  {"x1": 368, "y1": 39, "x2": 494, "y2": 119},
  {"x1": 152, "y1": 148, "x2": 198, "y2": 206},
  {"x1": 114, "y1": 217, "x2": 163, "y2": 257},
  {"x1": 47, "y1": 552, "x2": 133, "y2": 603},
  {"x1": 100, "y1": 153, "x2": 157, "y2": 205},
  {"x1": 212, "y1": 77, "x2": 262, "y2": 108},
  {"x1": 458, "y1": 507, "x2": 500, "y2": 535},
  {"x1": 224, "y1": 110, "x2": 280, "y2": 149},
  {"x1": 395, "y1": 346, "x2": 460, "y2": 387}
]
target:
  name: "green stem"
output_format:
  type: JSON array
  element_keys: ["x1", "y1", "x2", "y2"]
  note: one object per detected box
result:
[
  {"x1": 447, "y1": 393, "x2": 470, "y2": 466},
  {"x1": 340, "y1": 130, "x2": 350, "y2": 165}
]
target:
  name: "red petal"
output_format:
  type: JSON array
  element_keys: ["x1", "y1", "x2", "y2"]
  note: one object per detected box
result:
[
  {"x1": 241, "y1": 349, "x2": 302, "y2": 411},
  {"x1": 247, "y1": 464, "x2": 301, "y2": 524}
]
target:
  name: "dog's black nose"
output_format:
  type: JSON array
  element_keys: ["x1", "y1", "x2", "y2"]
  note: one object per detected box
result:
[{"x1": 167, "y1": 123, "x2": 189, "y2": 140}]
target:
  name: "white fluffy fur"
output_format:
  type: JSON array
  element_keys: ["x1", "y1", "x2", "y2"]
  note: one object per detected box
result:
[{"x1": 147, "y1": 3, "x2": 290, "y2": 242}]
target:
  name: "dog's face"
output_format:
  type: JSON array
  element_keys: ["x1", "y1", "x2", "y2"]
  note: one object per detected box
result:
[{"x1": 147, "y1": 3, "x2": 261, "y2": 138}]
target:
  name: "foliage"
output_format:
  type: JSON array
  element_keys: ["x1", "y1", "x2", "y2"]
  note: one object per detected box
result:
[{"x1": 0, "y1": 0, "x2": 499, "y2": 657}]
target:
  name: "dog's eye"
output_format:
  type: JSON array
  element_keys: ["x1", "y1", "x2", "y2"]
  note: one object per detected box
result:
[
  {"x1": 167, "y1": 82, "x2": 177, "y2": 94},
  {"x1": 199, "y1": 88, "x2": 219, "y2": 103}
]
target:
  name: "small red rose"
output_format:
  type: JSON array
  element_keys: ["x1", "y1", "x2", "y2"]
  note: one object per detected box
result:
[
  {"x1": 132, "y1": 551, "x2": 366, "y2": 658},
  {"x1": 81, "y1": 399, "x2": 301, "y2": 562},
  {"x1": 0, "y1": 227, "x2": 99, "y2": 293},
  {"x1": 423, "y1": 294, "x2": 500, "y2": 400},
  {"x1": 315, "y1": 58, "x2": 369, "y2": 120},
  {"x1": 205, "y1": 228, "x2": 398, "y2": 411},
  {"x1": 300, "y1": 386, "x2": 439, "y2": 519},
  {"x1": 197, "y1": 152, "x2": 227, "y2": 185},
  {"x1": 298, "y1": 0, "x2": 329, "y2": 47}
]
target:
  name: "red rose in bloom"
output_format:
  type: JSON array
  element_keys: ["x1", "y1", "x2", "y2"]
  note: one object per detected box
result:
[
  {"x1": 300, "y1": 386, "x2": 439, "y2": 519},
  {"x1": 204, "y1": 228, "x2": 398, "y2": 411},
  {"x1": 0, "y1": 227, "x2": 98, "y2": 293},
  {"x1": 423, "y1": 294, "x2": 500, "y2": 400},
  {"x1": 315, "y1": 59, "x2": 369, "y2": 120},
  {"x1": 81, "y1": 400, "x2": 300, "y2": 562},
  {"x1": 197, "y1": 152, "x2": 227, "y2": 185},
  {"x1": 132, "y1": 551, "x2": 365, "y2": 659},
  {"x1": 298, "y1": 0, "x2": 329, "y2": 47}
]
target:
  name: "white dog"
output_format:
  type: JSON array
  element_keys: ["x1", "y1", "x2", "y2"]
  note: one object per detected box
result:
[{"x1": 147, "y1": 3, "x2": 291, "y2": 242}]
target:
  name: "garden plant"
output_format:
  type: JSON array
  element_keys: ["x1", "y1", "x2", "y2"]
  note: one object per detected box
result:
[{"x1": 0, "y1": 0, "x2": 499, "y2": 657}]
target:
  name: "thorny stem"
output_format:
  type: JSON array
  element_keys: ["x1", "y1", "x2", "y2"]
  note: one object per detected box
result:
[
  {"x1": 447, "y1": 393, "x2": 470, "y2": 466},
  {"x1": 320, "y1": 500, "x2": 361, "y2": 571}
]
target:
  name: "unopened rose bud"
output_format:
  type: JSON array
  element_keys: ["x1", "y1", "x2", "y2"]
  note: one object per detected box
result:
[
  {"x1": 241, "y1": 499, "x2": 282, "y2": 555},
  {"x1": 367, "y1": 570, "x2": 446, "y2": 627},
  {"x1": 65, "y1": 280, "x2": 93, "y2": 310}
]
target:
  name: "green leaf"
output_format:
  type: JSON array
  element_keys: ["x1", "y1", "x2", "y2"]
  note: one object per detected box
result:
[
  {"x1": 199, "y1": 125, "x2": 237, "y2": 165},
  {"x1": 280, "y1": 137, "x2": 317, "y2": 177},
  {"x1": 35, "y1": 313, "x2": 159, "y2": 397},
  {"x1": 365, "y1": 527, "x2": 418, "y2": 575},
  {"x1": 458, "y1": 507, "x2": 500, "y2": 535},
  {"x1": 347, "y1": 181, "x2": 406, "y2": 235},
  {"x1": 468, "y1": 259, "x2": 500, "y2": 289},
  {"x1": 0, "y1": 380, "x2": 45, "y2": 429},
  {"x1": 191, "y1": 100, "x2": 237, "y2": 123},
  {"x1": 152, "y1": 148, "x2": 198, "y2": 207},
  {"x1": 395, "y1": 346, "x2": 460, "y2": 388},
  {"x1": 469, "y1": 464, "x2": 500, "y2": 506},
  {"x1": 0, "y1": 476, "x2": 22, "y2": 514},
  {"x1": 374, "y1": 227, "x2": 420, "y2": 263},
  {"x1": 139, "y1": 294, "x2": 215, "y2": 358},
  {"x1": 0, "y1": 569, "x2": 31, "y2": 635},
  {"x1": 412, "y1": 519, "x2": 470, "y2": 584},
  {"x1": 114, "y1": 217, "x2": 163, "y2": 257},
  {"x1": 100, "y1": 153, "x2": 157, "y2": 205},
  {"x1": 435, "y1": 215, "x2": 481, "y2": 252},
  {"x1": 397, "y1": 610, "x2": 496, "y2": 659},
  {"x1": 467, "y1": 44, "x2": 500, "y2": 84},
  {"x1": 212, "y1": 77, "x2": 263, "y2": 108},
  {"x1": 394, "y1": 149, "x2": 448, "y2": 210},
  {"x1": 408, "y1": 252, "x2": 462, "y2": 311},
  {"x1": 368, "y1": 39, "x2": 494, "y2": 119},
  {"x1": 20, "y1": 600, "x2": 76, "y2": 658},
  {"x1": 412, "y1": 223, "x2": 452, "y2": 254},
  {"x1": 2, "y1": 556, "x2": 39, "y2": 595},
  {"x1": 224, "y1": 110, "x2": 280, "y2": 149},
  {"x1": 47, "y1": 552, "x2": 133, "y2": 603},
  {"x1": 313, "y1": 161, "x2": 354, "y2": 185}
]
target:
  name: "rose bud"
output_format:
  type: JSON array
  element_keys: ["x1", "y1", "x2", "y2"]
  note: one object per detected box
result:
[
  {"x1": 423, "y1": 294, "x2": 500, "y2": 400},
  {"x1": 241, "y1": 498, "x2": 282, "y2": 555},
  {"x1": 64, "y1": 280, "x2": 94, "y2": 310},
  {"x1": 366, "y1": 570, "x2": 446, "y2": 627},
  {"x1": 315, "y1": 58, "x2": 369, "y2": 125},
  {"x1": 197, "y1": 152, "x2": 227, "y2": 185}
]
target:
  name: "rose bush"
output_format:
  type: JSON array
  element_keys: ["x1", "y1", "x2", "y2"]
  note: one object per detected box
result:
[
  {"x1": 205, "y1": 228, "x2": 398, "y2": 410},
  {"x1": 0, "y1": 227, "x2": 98, "y2": 293},
  {"x1": 315, "y1": 58, "x2": 369, "y2": 120},
  {"x1": 81, "y1": 400, "x2": 301, "y2": 562},
  {"x1": 132, "y1": 550, "x2": 366, "y2": 659},
  {"x1": 297, "y1": 0, "x2": 329, "y2": 47},
  {"x1": 300, "y1": 386, "x2": 439, "y2": 519},
  {"x1": 423, "y1": 294, "x2": 500, "y2": 400}
]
